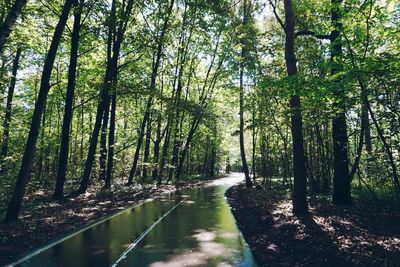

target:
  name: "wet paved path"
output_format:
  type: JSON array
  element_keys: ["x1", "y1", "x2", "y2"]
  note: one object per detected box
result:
[{"x1": 13, "y1": 174, "x2": 257, "y2": 267}]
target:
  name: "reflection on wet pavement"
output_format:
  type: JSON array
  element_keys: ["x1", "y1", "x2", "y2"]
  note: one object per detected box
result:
[{"x1": 16, "y1": 174, "x2": 257, "y2": 267}]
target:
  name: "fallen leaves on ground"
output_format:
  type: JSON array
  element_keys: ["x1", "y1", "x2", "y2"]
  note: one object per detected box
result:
[{"x1": 226, "y1": 184, "x2": 400, "y2": 267}]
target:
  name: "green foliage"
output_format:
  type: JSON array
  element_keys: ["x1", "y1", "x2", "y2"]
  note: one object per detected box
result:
[{"x1": 0, "y1": 0, "x2": 399, "y2": 208}]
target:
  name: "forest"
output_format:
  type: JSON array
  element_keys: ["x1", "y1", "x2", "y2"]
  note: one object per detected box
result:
[{"x1": 0, "y1": 0, "x2": 399, "y2": 266}]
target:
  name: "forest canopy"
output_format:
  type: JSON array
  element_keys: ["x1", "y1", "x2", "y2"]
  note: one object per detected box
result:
[{"x1": 0, "y1": 0, "x2": 399, "y2": 222}]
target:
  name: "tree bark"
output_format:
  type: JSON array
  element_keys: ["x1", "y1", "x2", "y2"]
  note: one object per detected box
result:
[
  {"x1": 4, "y1": 0, "x2": 73, "y2": 222},
  {"x1": 142, "y1": 112, "x2": 152, "y2": 179},
  {"x1": 331, "y1": 0, "x2": 352, "y2": 206},
  {"x1": 284, "y1": 0, "x2": 308, "y2": 214},
  {"x1": 252, "y1": 99, "x2": 256, "y2": 182},
  {"x1": 104, "y1": 88, "x2": 116, "y2": 188},
  {"x1": 1, "y1": 46, "x2": 21, "y2": 158},
  {"x1": 152, "y1": 108, "x2": 162, "y2": 180},
  {"x1": 76, "y1": 0, "x2": 115, "y2": 195},
  {"x1": 0, "y1": 0, "x2": 27, "y2": 52},
  {"x1": 99, "y1": 98, "x2": 110, "y2": 180},
  {"x1": 53, "y1": 0, "x2": 82, "y2": 199},
  {"x1": 239, "y1": 0, "x2": 252, "y2": 188}
]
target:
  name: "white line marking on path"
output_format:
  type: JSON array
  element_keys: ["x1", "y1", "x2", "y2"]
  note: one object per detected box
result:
[
  {"x1": 5, "y1": 199, "x2": 155, "y2": 267},
  {"x1": 111, "y1": 200, "x2": 184, "y2": 267}
]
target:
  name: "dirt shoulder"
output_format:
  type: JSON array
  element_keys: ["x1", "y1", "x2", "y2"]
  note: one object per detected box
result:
[
  {"x1": 226, "y1": 184, "x2": 400, "y2": 267},
  {"x1": 0, "y1": 179, "x2": 208, "y2": 266}
]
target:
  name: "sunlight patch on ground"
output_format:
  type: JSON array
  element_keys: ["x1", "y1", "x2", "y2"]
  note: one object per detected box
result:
[
  {"x1": 217, "y1": 263, "x2": 233, "y2": 267},
  {"x1": 149, "y1": 229, "x2": 234, "y2": 267},
  {"x1": 192, "y1": 230, "x2": 216, "y2": 242},
  {"x1": 220, "y1": 232, "x2": 237, "y2": 239},
  {"x1": 149, "y1": 251, "x2": 207, "y2": 267}
]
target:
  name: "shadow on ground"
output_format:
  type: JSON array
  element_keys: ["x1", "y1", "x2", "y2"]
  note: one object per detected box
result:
[{"x1": 226, "y1": 184, "x2": 399, "y2": 267}]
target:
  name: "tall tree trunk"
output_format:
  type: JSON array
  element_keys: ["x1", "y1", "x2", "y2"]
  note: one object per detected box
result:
[
  {"x1": 239, "y1": 0, "x2": 252, "y2": 188},
  {"x1": 36, "y1": 102, "x2": 46, "y2": 181},
  {"x1": 104, "y1": 87, "x2": 116, "y2": 188},
  {"x1": 127, "y1": 0, "x2": 174, "y2": 185},
  {"x1": 76, "y1": 1, "x2": 114, "y2": 195},
  {"x1": 331, "y1": 0, "x2": 352, "y2": 206},
  {"x1": 142, "y1": 112, "x2": 152, "y2": 179},
  {"x1": 127, "y1": 98, "x2": 151, "y2": 184},
  {"x1": 366, "y1": 99, "x2": 400, "y2": 199},
  {"x1": 174, "y1": 37, "x2": 223, "y2": 181},
  {"x1": 0, "y1": 0, "x2": 27, "y2": 52},
  {"x1": 252, "y1": 100, "x2": 256, "y2": 182},
  {"x1": 1, "y1": 46, "x2": 21, "y2": 158},
  {"x1": 53, "y1": 0, "x2": 82, "y2": 199},
  {"x1": 104, "y1": 0, "x2": 135, "y2": 189},
  {"x1": 99, "y1": 99, "x2": 110, "y2": 180},
  {"x1": 209, "y1": 128, "x2": 217, "y2": 178},
  {"x1": 158, "y1": 116, "x2": 173, "y2": 184},
  {"x1": 4, "y1": 0, "x2": 73, "y2": 222},
  {"x1": 363, "y1": 102, "x2": 372, "y2": 153},
  {"x1": 76, "y1": 0, "x2": 133, "y2": 194},
  {"x1": 284, "y1": 0, "x2": 308, "y2": 214},
  {"x1": 260, "y1": 130, "x2": 268, "y2": 179},
  {"x1": 152, "y1": 109, "x2": 162, "y2": 180}
]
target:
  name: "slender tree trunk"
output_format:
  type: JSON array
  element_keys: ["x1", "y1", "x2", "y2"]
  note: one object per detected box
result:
[
  {"x1": 104, "y1": 0, "x2": 136, "y2": 189},
  {"x1": 239, "y1": 0, "x2": 252, "y2": 188},
  {"x1": 36, "y1": 102, "x2": 46, "y2": 181},
  {"x1": 127, "y1": 0, "x2": 174, "y2": 185},
  {"x1": 1, "y1": 47, "x2": 21, "y2": 158},
  {"x1": 0, "y1": 0, "x2": 28, "y2": 52},
  {"x1": 252, "y1": 101, "x2": 256, "y2": 182},
  {"x1": 127, "y1": 98, "x2": 152, "y2": 184},
  {"x1": 152, "y1": 110, "x2": 162, "y2": 180},
  {"x1": 331, "y1": 0, "x2": 352, "y2": 206},
  {"x1": 284, "y1": 0, "x2": 308, "y2": 214},
  {"x1": 174, "y1": 39, "x2": 223, "y2": 181},
  {"x1": 4, "y1": 0, "x2": 73, "y2": 222},
  {"x1": 363, "y1": 103, "x2": 372, "y2": 153},
  {"x1": 260, "y1": 131, "x2": 268, "y2": 179},
  {"x1": 53, "y1": 0, "x2": 82, "y2": 199},
  {"x1": 209, "y1": 136, "x2": 216, "y2": 178},
  {"x1": 76, "y1": 0, "x2": 133, "y2": 194},
  {"x1": 76, "y1": 4, "x2": 114, "y2": 194},
  {"x1": 201, "y1": 139, "x2": 210, "y2": 177},
  {"x1": 158, "y1": 117, "x2": 172, "y2": 184},
  {"x1": 142, "y1": 112, "x2": 152, "y2": 179},
  {"x1": 104, "y1": 88, "x2": 116, "y2": 188},
  {"x1": 366, "y1": 99, "x2": 400, "y2": 199},
  {"x1": 99, "y1": 99, "x2": 110, "y2": 180},
  {"x1": 168, "y1": 3, "x2": 189, "y2": 182}
]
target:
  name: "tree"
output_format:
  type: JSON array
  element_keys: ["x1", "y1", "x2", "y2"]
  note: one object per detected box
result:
[
  {"x1": 331, "y1": 0, "x2": 352, "y2": 206},
  {"x1": 0, "y1": 0, "x2": 27, "y2": 52},
  {"x1": 4, "y1": 0, "x2": 74, "y2": 222},
  {"x1": 76, "y1": 0, "x2": 134, "y2": 194},
  {"x1": 126, "y1": 0, "x2": 175, "y2": 185},
  {"x1": 1, "y1": 46, "x2": 21, "y2": 158},
  {"x1": 283, "y1": 0, "x2": 308, "y2": 214},
  {"x1": 239, "y1": 0, "x2": 253, "y2": 188},
  {"x1": 53, "y1": 0, "x2": 84, "y2": 200}
]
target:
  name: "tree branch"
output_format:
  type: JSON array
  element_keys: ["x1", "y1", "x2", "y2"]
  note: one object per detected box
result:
[
  {"x1": 268, "y1": 0, "x2": 285, "y2": 32},
  {"x1": 294, "y1": 30, "x2": 331, "y2": 40}
]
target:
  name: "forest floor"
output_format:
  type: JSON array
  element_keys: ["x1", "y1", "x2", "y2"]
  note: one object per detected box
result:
[
  {"x1": 226, "y1": 181, "x2": 400, "y2": 267},
  {"x1": 0, "y1": 177, "x2": 214, "y2": 265}
]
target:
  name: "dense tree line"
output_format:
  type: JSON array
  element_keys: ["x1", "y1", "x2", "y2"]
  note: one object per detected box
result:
[{"x1": 0, "y1": 0, "x2": 399, "y2": 221}]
